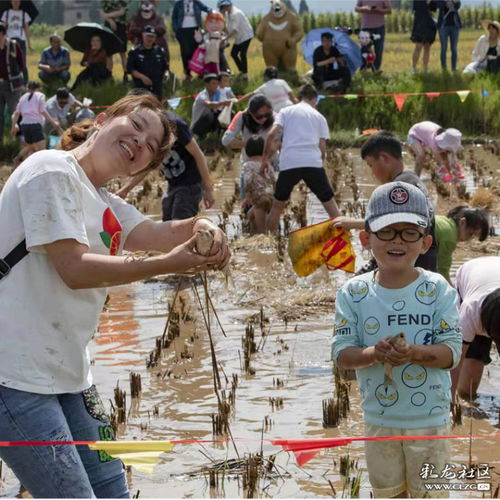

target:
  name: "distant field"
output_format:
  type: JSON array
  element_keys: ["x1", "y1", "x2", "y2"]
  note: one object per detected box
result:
[{"x1": 26, "y1": 29, "x2": 483, "y2": 83}]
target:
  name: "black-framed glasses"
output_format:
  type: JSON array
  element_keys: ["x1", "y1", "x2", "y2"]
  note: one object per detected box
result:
[{"x1": 370, "y1": 227, "x2": 425, "y2": 243}]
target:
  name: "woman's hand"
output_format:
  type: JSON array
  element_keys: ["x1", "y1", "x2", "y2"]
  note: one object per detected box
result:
[{"x1": 192, "y1": 218, "x2": 231, "y2": 270}]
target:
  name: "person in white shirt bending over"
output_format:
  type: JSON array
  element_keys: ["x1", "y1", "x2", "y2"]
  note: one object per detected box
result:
[{"x1": 261, "y1": 83, "x2": 341, "y2": 232}]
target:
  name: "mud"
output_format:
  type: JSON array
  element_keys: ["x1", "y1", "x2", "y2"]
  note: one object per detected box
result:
[{"x1": 1, "y1": 146, "x2": 499, "y2": 498}]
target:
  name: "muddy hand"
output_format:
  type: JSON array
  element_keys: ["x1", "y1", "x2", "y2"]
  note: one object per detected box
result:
[
  {"x1": 192, "y1": 220, "x2": 231, "y2": 270},
  {"x1": 383, "y1": 333, "x2": 408, "y2": 390},
  {"x1": 194, "y1": 230, "x2": 233, "y2": 285}
]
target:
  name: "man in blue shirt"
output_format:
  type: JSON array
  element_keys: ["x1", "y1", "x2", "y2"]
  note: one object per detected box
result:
[{"x1": 38, "y1": 34, "x2": 71, "y2": 85}]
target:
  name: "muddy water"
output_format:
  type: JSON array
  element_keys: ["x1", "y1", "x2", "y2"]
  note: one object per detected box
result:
[{"x1": 1, "y1": 148, "x2": 499, "y2": 498}]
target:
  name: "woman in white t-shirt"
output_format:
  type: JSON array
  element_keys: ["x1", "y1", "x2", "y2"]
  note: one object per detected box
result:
[
  {"x1": 1, "y1": 0, "x2": 32, "y2": 83},
  {"x1": 451, "y1": 256, "x2": 500, "y2": 400},
  {"x1": 10, "y1": 81, "x2": 62, "y2": 166},
  {"x1": 0, "y1": 93, "x2": 230, "y2": 498},
  {"x1": 239, "y1": 67, "x2": 296, "y2": 112}
]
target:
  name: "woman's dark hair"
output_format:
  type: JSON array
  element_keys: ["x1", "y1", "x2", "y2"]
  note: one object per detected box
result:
[
  {"x1": 243, "y1": 95, "x2": 273, "y2": 134},
  {"x1": 263, "y1": 66, "x2": 278, "y2": 80},
  {"x1": 447, "y1": 205, "x2": 490, "y2": 241},
  {"x1": 27, "y1": 81, "x2": 40, "y2": 100},
  {"x1": 480, "y1": 288, "x2": 500, "y2": 345},
  {"x1": 245, "y1": 136, "x2": 265, "y2": 158},
  {"x1": 297, "y1": 83, "x2": 318, "y2": 101},
  {"x1": 361, "y1": 131, "x2": 403, "y2": 159}
]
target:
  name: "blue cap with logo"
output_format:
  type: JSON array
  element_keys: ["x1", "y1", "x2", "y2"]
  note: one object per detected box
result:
[{"x1": 365, "y1": 182, "x2": 430, "y2": 232}]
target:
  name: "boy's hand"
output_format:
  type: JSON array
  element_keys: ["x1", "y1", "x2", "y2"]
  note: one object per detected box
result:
[
  {"x1": 373, "y1": 337, "x2": 393, "y2": 364},
  {"x1": 385, "y1": 341, "x2": 414, "y2": 366}
]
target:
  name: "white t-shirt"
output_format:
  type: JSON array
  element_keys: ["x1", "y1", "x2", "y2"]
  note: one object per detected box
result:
[
  {"x1": 16, "y1": 91, "x2": 46, "y2": 125},
  {"x1": 227, "y1": 6, "x2": 254, "y2": 45},
  {"x1": 455, "y1": 256, "x2": 500, "y2": 342},
  {"x1": 182, "y1": 0, "x2": 197, "y2": 28},
  {"x1": 276, "y1": 101, "x2": 330, "y2": 171},
  {"x1": 254, "y1": 79, "x2": 293, "y2": 112},
  {"x1": 1, "y1": 9, "x2": 30, "y2": 41},
  {"x1": 0, "y1": 150, "x2": 147, "y2": 394}
]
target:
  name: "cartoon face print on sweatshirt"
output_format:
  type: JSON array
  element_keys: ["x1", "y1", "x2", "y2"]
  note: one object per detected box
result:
[
  {"x1": 415, "y1": 281, "x2": 437, "y2": 305},
  {"x1": 375, "y1": 383, "x2": 398, "y2": 407},
  {"x1": 100, "y1": 207, "x2": 122, "y2": 255},
  {"x1": 348, "y1": 280, "x2": 369, "y2": 303},
  {"x1": 402, "y1": 364, "x2": 427, "y2": 388}
]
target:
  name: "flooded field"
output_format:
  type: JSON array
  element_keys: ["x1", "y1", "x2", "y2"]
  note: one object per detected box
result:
[{"x1": 1, "y1": 146, "x2": 499, "y2": 498}]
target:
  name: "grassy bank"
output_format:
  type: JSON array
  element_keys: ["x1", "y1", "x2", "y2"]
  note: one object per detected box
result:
[{"x1": 1, "y1": 27, "x2": 497, "y2": 156}]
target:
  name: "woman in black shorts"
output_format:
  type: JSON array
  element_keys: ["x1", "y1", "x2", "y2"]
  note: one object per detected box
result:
[
  {"x1": 411, "y1": 0, "x2": 437, "y2": 72},
  {"x1": 10, "y1": 81, "x2": 62, "y2": 166}
]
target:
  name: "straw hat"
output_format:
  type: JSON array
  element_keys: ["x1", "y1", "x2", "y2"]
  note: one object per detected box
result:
[{"x1": 481, "y1": 20, "x2": 500, "y2": 34}]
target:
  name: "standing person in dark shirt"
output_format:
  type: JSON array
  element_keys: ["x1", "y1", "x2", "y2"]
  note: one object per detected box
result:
[
  {"x1": 0, "y1": 22, "x2": 24, "y2": 142},
  {"x1": 312, "y1": 32, "x2": 351, "y2": 93},
  {"x1": 437, "y1": 0, "x2": 462, "y2": 71},
  {"x1": 333, "y1": 131, "x2": 437, "y2": 273},
  {"x1": 127, "y1": 25, "x2": 169, "y2": 100},
  {"x1": 117, "y1": 109, "x2": 215, "y2": 220}
]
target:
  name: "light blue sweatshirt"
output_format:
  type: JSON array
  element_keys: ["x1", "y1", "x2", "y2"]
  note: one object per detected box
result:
[{"x1": 332, "y1": 269, "x2": 462, "y2": 429}]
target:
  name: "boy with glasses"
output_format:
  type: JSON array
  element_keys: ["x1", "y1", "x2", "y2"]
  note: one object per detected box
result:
[{"x1": 332, "y1": 181, "x2": 461, "y2": 498}]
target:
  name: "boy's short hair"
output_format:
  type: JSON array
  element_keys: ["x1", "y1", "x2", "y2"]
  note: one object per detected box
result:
[
  {"x1": 365, "y1": 182, "x2": 429, "y2": 232},
  {"x1": 297, "y1": 83, "x2": 318, "y2": 101},
  {"x1": 56, "y1": 87, "x2": 70, "y2": 99},
  {"x1": 361, "y1": 131, "x2": 403, "y2": 159},
  {"x1": 263, "y1": 66, "x2": 278, "y2": 80},
  {"x1": 480, "y1": 288, "x2": 500, "y2": 344},
  {"x1": 203, "y1": 73, "x2": 219, "y2": 83},
  {"x1": 245, "y1": 136, "x2": 265, "y2": 157},
  {"x1": 218, "y1": 71, "x2": 230, "y2": 80},
  {"x1": 321, "y1": 32, "x2": 333, "y2": 40},
  {"x1": 447, "y1": 205, "x2": 490, "y2": 241}
]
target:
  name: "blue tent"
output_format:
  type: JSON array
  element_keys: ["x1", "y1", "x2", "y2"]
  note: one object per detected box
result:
[{"x1": 302, "y1": 28, "x2": 362, "y2": 76}]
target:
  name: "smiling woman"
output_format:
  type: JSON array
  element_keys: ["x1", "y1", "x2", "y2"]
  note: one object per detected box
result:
[{"x1": 0, "y1": 93, "x2": 230, "y2": 498}]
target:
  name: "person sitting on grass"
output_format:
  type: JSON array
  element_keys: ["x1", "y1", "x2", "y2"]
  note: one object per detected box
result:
[
  {"x1": 333, "y1": 131, "x2": 438, "y2": 272},
  {"x1": 435, "y1": 205, "x2": 489, "y2": 284},
  {"x1": 332, "y1": 181, "x2": 461, "y2": 499},
  {"x1": 312, "y1": 31, "x2": 351, "y2": 93},
  {"x1": 72, "y1": 34, "x2": 112, "y2": 90},
  {"x1": 407, "y1": 120, "x2": 465, "y2": 182},
  {"x1": 190, "y1": 73, "x2": 232, "y2": 139},
  {"x1": 241, "y1": 136, "x2": 276, "y2": 234},
  {"x1": 38, "y1": 34, "x2": 71, "y2": 85},
  {"x1": 10, "y1": 81, "x2": 62, "y2": 166},
  {"x1": 451, "y1": 257, "x2": 500, "y2": 400},
  {"x1": 463, "y1": 20, "x2": 499, "y2": 74},
  {"x1": 218, "y1": 71, "x2": 236, "y2": 100}
]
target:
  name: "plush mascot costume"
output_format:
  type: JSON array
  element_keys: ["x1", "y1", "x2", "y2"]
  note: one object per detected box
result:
[{"x1": 256, "y1": 0, "x2": 304, "y2": 70}]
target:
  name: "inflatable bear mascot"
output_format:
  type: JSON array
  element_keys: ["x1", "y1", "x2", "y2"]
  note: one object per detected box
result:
[{"x1": 256, "y1": 0, "x2": 304, "y2": 70}]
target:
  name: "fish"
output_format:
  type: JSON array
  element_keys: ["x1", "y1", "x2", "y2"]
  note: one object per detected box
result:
[
  {"x1": 194, "y1": 230, "x2": 233, "y2": 288},
  {"x1": 383, "y1": 333, "x2": 408, "y2": 391}
]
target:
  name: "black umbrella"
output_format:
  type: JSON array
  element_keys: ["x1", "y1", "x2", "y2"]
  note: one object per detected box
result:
[
  {"x1": 0, "y1": 0, "x2": 38, "y2": 24},
  {"x1": 64, "y1": 23, "x2": 122, "y2": 55}
]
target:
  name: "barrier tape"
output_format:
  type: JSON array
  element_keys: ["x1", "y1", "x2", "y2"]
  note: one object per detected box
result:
[
  {"x1": 1, "y1": 434, "x2": 499, "y2": 471},
  {"x1": 86, "y1": 88, "x2": 499, "y2": 111}
]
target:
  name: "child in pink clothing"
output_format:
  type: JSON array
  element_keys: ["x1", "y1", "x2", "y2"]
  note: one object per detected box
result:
[{"x1": 407, "y1": 120, "x2": 464, "y2": 182}]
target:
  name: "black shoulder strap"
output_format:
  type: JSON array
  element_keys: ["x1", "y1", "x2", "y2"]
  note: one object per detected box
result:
[{"x1": 0, "y1": 239, "x2": 28, "y2": 280}]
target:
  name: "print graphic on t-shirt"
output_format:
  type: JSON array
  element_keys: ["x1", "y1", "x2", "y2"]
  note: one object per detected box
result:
[
  {"x1": 402, "y1": 364, "x2": 427, "y2": 388},
  {"x1": 364, "y1": 316, "x2": 380, "y2": 335},
  {"x1": 411, "y1": 391, "x2": 426, "y2": 406},
  {"x1": 375, "y1": 383, "x2": 398, "y2": 407},
  {"x1": 100, "y1": 208, "x2": 122, "y2": 256},
  {"x1": 415, "y1": 281, "x2": 437, "y2": 305},
  {"x1": 414, "y1": 328, "x2": 433, "y2": 345},
  {"x1": 348, "y1": 280, "x2": 369, "y2": 302},
  {"x1": 162, "y1": 150, "x2": 186, "y2": 179},
  {"x1": 392, "y1": 300, "x2": 405, "y2": 311}
]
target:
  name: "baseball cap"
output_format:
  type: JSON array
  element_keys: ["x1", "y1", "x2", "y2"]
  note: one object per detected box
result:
[
  {"x1": 142, "y1": 25, "x2": 157, "y2": 35},
  {"x1": 365, "y1": 182, "x2": 430, "y2": 232},
  {"x1": 435, "y1": 128, "x2": 462, "y2": 153}
]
